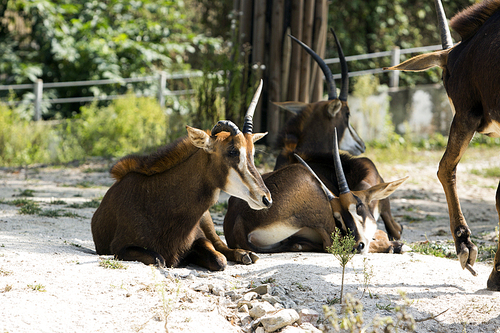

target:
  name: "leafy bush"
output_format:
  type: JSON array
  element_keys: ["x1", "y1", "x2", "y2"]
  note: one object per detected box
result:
[
  {"x1": 0, "y1": 105, "x2": 51, "y2": 166},
  {"x1": 61, "y1": 94, "x2": 168, "y2": 159}
]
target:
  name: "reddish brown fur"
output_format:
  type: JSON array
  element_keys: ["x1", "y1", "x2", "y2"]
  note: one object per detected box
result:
[{"x1": 450, "y1": 0, "x2": 500, "y2": 39}]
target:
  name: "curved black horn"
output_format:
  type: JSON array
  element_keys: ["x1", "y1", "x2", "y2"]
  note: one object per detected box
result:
[
  {"x1": 294, "y1": 154, "x2": 335, "y2": 201},
  {"x1": 434, "y1": 0, "x2": 453, "y2": 49},
  {"x1": 211, "y1": 120, "x2": 241, "y2": 136},
  {"x1": 333, "y1": 128, "x2": 350, "y2": 195},
  {"x1": 289, "y1": 34, "x2": 337, "y2": 100},
  {"x1": 242, "y1": 79, "x2": 263, "y2": 134},
  {"x1": 330, "y1": 28, "x2": 349, "y2": 102}
]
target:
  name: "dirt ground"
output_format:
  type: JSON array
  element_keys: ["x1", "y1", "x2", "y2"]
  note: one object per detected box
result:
[{"x1": 1, "y1": 147, "x2": 500, "y2": 333}]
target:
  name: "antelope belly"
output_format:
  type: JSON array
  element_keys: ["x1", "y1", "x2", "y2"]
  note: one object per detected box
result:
[{"x1": 248, "y1": 225, "x2": 301, "y2": 247}]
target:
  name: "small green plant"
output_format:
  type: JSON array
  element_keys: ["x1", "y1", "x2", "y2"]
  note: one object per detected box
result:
[
  {"x1": 16, "y1": 189, "x2": 35, "y2": 197},
  {"x1": 326, "y1": 297, "x2": 341, "y2": 305},
  {"x1": 293, "y1": 281, "x2": 311, "y2": 291},
  {"x1": 0, "y1": 268, "x2": 13, "y2": 276},
  {"x1": 28, "y1": 283, "x2": 46, "y2": 292},
  {"x1": 99, "y1": 258, "x2": 127, "y2": 269},
  {"x1": 67, "y1": 199, "x2": 101, "y2": 209},
  {"x1": 261, "y1": 277, "x2": 276, "y2": 284},
  {"x1": 410, "y1": 241, "x2": 456, "y2": 259},
  {"x1": 151, "y1": 267, "x2": 182, "y2": 332},
  {"x1": 327, "y1": 228, "x2": 357, "y2": 304},
  {"x1": 50, "y1": 200, "x2": 67, "y2": 205},
  {"x1": 471, "y1": 166, "x2": 500, "y2": 178},
  {"x1": 17, "y1": 200, "x2": 42, "y2": 215},
  {"x1": 361, "y1": 257, "x2": 374, "y2": 298}
]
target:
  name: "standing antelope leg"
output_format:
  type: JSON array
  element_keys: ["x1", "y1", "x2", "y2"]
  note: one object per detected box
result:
[
  {"x1": 437, "y1": 118, "x2": 478, "y2": 270},
  {"x1": 199, "y1": 211, "x2": 259, "y2": 265},
  {"x1": 487, "y1": 182, "x2": 500, "y2": 290}
]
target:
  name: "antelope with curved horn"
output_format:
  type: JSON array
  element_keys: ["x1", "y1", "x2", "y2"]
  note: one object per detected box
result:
[
  {"x1": 224, "y1": 129, "x2": 408, "y2": 255},
  {"x1": 275, "y1": 30, "x2": 403, "y2": 241},
  {"x1": 386, "y1": 0, "x2": 500, "y2": 289},
  {"x1": 91, "y1": 80, "x2": 272, "y2": 271},
  {"x1": 274, "y1": 29, "x2": 366, "y2": 170}
]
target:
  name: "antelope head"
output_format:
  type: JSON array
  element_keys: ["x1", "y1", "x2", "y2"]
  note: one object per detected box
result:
[
  {"x1": 277, "y1": 29, "x2": 365, "y2": 156},
  {"x1": 295, "y1": 129, "x2": 407, "y2": 253},
  {"x1": 187, "y1": 80, "x2": 272, "y2": 210}
]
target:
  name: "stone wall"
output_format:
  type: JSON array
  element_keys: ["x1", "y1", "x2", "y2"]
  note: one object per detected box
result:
[{"x1": 348, "y1": 84, "x2": 453, "y2": 141}]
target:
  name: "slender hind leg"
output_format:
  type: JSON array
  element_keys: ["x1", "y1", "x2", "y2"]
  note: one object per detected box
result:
[{"x1": 487, "y1": 181, "x2": 500, "y2": 290}]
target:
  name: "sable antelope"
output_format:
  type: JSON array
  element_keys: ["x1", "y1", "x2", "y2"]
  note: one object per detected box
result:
[
  {"x1": 91, "y1": 81, "x2": 272, "y2": 271},
  {"x1": 274, "y1": 29, "x2": 366, "y2": 170},
  {"x1": 224, "y1": 129, "x2": 408, "y2": 255},
  {"x1": 275, "y1": 31, "x2": 403, "y2": 241},
  {"x1": 385, "y1": 0, "x2": 500, "y2": 289}
]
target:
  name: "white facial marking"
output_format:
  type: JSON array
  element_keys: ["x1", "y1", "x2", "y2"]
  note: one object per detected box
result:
[
  {"x1": 348, "y1": 203, "x2": 375, "y2": 255},
  {"x1": 224, "y1": 146, "x2": 267, "y2": 210},
  {"x1": 333, "y1": 212, "x2": 347, "y2": 233}
]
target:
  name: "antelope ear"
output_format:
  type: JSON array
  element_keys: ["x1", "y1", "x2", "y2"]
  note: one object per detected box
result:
[
  {"x1": 186, "y1": 125, "x2": 213, "y2": 151},
  {"x1": 273, "y1": 101, "x2": 309, "y2": 115},
  {"x1": 327, "y1": 100, "x2": 342, "y2": 118},
  {"x1": 364, "y1": 176, "x2": 409, "y2": 202},
  {"x1": 252, "y1": 132, "x2": 267, "y2": 143},
  {"x1": 384, "y1": 50, "x2": 450, "y2": 72}
]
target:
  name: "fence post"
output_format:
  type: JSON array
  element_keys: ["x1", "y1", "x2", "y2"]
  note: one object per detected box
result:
[
  {"x1": 34, "y1": 79, "x2": 43, "y2": 121},
  {"x1": 389, "y1": 46, "x2": 401, "y2": 88},
  {"x1": 157, "y1": 71, "x2": 166, "y2": 109}
]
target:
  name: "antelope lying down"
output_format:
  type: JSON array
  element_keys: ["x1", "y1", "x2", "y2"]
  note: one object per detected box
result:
[
  {"x1": 224, "y1": 130, "x2": 408, "y2": 255},
  {"x1": 91, "y1": 81, "x2": 271, "y2": 271},
  {"x1": 274, "y1": 29, "x2": 365, "y2": 170},
  {"x1": 275, "y1": 31, "x2": 403, "y2": 241},
  {"x1": 386, "y1": 0, "x2": 500, "y2": 289}
]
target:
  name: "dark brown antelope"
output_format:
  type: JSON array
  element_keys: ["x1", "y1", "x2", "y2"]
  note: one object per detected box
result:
[
  {"x1": 224, "y1": 129, "x2": 408, "y2": 255},
  {"x1": 91, "y1": 81, "x2": 272, "y2": 271},
  {"x1": 274, "y1": 29, "x2": 365, "y2": 170},
  {"x1": 276, "y1": 31, "x2": 403, "y2": 242},
  {"x1": 385, "y1": 0, "x2": 500, "y2": 289}
]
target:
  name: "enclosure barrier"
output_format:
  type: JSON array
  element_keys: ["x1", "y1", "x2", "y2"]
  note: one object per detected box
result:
[{"x1": 0, "y1": 44, "x2": 442, "y2": 121}]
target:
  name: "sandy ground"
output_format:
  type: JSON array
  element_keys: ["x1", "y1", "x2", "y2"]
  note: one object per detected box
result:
[{"x1": 1, "y1": 148, "x2": 500, "y2": 333}]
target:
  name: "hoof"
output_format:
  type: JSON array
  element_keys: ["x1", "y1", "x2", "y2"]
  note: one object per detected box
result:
[{"x1": 487, "y1": 266, "x2": 500, "y2": 291}]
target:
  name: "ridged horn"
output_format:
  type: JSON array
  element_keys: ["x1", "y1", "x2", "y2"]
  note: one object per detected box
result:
[
  {"x1": 242, "y1": 79, "x2": 263, "y2": 134},
  {"x1": 211, "y1": 120, "x2": 241, "y2": 136},
  {"x1": 434, "y1": 0, "x2": 453, "y2": 49},
  {"x1": 289, "y1": 34, "x2": 337, "y2": 100},
  {"x1": 331, "y1": 28, "x2": 349, "y2": 102},
  {"x1": 294, "y1": 154, "x2": 335, "y2": 201},
  {"x1": 333, "y1": 128, "x2": 350, "y2": 195}
]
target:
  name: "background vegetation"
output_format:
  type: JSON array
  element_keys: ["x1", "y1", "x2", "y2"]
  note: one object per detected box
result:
[{"x1": 0, "y1": 0, "x2": 493, "y2": 167}]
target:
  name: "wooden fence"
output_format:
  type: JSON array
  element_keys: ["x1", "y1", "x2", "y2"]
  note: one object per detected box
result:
[{"x1": 0, "y1": 44, "x2": 443, "y2": 123}]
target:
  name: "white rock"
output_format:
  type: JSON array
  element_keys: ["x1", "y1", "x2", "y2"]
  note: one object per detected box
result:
[
  {"x1": 299, "y1": 308, "x2": 320, "y2": 324},
  {"x1": 260, "y1": 309, "x2": 300, "y2": 332},
  {"x1": 300, "y1": 322, "x2": 322, "y2": 333},
  {"x1": 249, "y1": 301, "x2": 275, "y2": 319}
]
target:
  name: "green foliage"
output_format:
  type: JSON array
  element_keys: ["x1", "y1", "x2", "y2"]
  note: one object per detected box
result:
[
  {"x1": 71, "y1": 94, "x2": 167, "y2": 158},
  {"x1": 0, "y1": 95, "x2": 179, "y2": 166},
  {"x1": 327, "y1": 228, "x2": 357, "y2": 304},
  {"x1": 0, "y1": 105, "x2": 51, "y2": 166},
  {"x1": 328, "y1": 0, "x2": 477, "y2": 89},
  {"x1": 1, "y1": 0, "x2": 222, "y2": 118}
]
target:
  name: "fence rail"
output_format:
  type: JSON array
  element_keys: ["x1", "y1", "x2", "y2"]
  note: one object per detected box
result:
[{"x1": 0, "y1": 44, "x2": 443, "y2": 121}]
